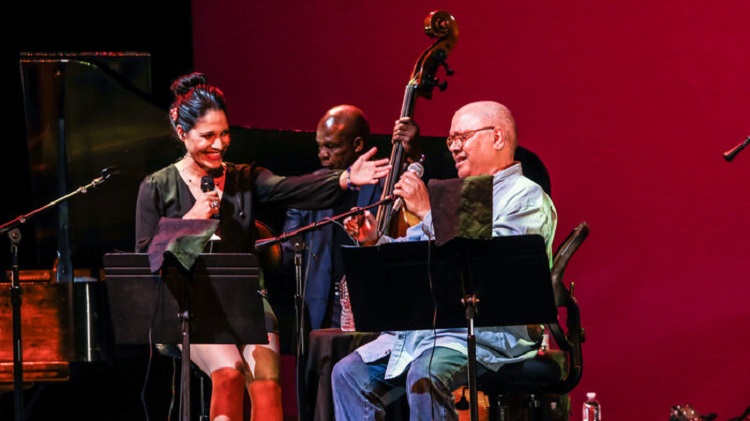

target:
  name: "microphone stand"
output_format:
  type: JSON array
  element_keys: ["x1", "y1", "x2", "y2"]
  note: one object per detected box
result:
[
  {"x1": 289, "y1": 237, "x2": 306, "y2": 421},
  {"x1": 0, "y1": 166, "x2": 117, "y2": 421},
  {"x1": 254, "y1": 195, "x2": 394, "y2": 417},
  {"x1": 724, "y1": 136, "x2": 750, "y2": 162},
  {"x1": 254, "y1": 196, "x2": 395, "y2": 254}
]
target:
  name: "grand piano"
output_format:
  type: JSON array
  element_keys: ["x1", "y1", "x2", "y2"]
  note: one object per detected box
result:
[{"x1": 1, "y1": 52, "x2": 174, "y2": 392}]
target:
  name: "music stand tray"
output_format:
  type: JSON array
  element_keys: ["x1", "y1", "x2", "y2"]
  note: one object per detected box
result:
[
  {"x1": 103, "y1": 252, "x2": 269, "y2": 421},
  {"x1": 103, "y1": 253, "x2": 268, "y2": 346},
  {"x1": 342, "y1": 235, "x2": 557, "y2": 332},
  {"x1": 342, "y1": 235, "x2": 556, "y2": 421}
]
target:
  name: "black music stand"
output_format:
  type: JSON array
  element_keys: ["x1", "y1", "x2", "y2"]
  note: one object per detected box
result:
[
  {"x1": 103, "y1": 253, "x2": 269, "y2": 421},
  {"x1": 341, "y1": 235, "x2": 556, "y2": 421}
]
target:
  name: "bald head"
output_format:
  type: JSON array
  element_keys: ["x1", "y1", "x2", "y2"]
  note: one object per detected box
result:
[
  {"x1": 454, "y1": 101, "x2": 517, "y2": 149},
  {"x1": 317, "y1": 105, "x2": 369, "y2": 142},
  {"x1": 316, "y1": 105, "x2": 370, "y2": 170},
  {"x1": 449, "y1": 101, "x2": 518, "y2": 177}
]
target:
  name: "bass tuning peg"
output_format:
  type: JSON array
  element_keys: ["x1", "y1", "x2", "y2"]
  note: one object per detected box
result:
[{"x1": 441, "y1": 61, "x2": 454, "y2": 76}]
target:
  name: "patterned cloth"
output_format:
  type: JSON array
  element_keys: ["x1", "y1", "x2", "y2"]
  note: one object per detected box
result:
[
  {"x1": 146, "y1": 217, "x2": 219, "y2": 272},
  {"x1": 429, "y1": 175, "x2": 493, "y2": 246}
]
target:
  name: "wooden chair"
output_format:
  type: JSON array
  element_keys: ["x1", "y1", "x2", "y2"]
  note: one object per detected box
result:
[{"x1": 476, "y1": 221, "x2": 590, "y2": 421}]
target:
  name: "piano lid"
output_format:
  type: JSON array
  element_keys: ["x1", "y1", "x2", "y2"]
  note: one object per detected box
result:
[{"x1": 19, "y1": 52, "x2": 178, "y2": 276}]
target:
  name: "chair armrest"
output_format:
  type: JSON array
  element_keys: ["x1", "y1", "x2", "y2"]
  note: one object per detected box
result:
[{"x1": 544, "y1": 292, "x2": 584, "y2": 394}]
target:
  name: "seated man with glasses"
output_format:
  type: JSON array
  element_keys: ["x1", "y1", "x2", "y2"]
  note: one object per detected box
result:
[{"x1": 330, "y1": 100, "x2": 557, "y2": 420}]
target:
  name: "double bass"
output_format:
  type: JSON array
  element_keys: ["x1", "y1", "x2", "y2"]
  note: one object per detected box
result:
[{"x1": 375, "y1": 10, "x2": 459, "y2": 237}]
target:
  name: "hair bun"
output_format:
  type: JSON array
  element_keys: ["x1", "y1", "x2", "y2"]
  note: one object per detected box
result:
[{"x1": 171, "y1": 72, "x2": 207, "y2": 96}]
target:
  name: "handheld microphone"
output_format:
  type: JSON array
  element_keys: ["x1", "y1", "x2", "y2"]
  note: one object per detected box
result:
[
  {"x1": 201, "y1": 175, "x2": 215, "y2": 192},
  {"x1": 201, "y1": 175, "x2": 221, "y2": 220},
  {"x1": 393, "y1": 162, "x2": 425, "y2": 212}
]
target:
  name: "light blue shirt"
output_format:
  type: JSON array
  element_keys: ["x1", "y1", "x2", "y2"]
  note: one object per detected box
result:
[{"x1": 355, "y1": 162, "x2": 557, "y2": 378}]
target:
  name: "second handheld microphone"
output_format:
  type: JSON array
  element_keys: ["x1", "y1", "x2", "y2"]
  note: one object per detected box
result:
[{"x1": 392, "y1": 162, "x2": 425, "y2": 212}]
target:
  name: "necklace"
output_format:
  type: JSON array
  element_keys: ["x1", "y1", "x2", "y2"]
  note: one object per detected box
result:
[{"x1": 177, "y1": 159, "x2": 226, "y2": 190}]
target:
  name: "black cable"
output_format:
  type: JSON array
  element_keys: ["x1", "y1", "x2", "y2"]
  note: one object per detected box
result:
[
  {"x1": 425, "y1": 223, "x2": 440, "y2": 421},
  {"x1": 167, "y1": 357, "x2": 177, "y2": 421},
  {"x1": 140, "y1": 330, "x2": 154, "y2": 421}
]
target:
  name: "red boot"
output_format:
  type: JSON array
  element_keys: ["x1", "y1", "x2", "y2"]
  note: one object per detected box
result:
[
  {"x1": 210, "y1": 367, "x2": 245, "y2": 420},
  {"x1": 248, "y1": 379, "x2": 283, "y2": 421}
]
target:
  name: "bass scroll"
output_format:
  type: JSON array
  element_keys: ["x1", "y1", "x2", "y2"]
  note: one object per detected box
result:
[{"x1": 374, "y1": 10, "x2": 459, "y2": 238}]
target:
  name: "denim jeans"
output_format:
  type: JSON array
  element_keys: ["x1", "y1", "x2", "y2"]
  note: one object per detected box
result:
[{"x1": 331, "y1": 346, "x2": 471, "y2": 421}]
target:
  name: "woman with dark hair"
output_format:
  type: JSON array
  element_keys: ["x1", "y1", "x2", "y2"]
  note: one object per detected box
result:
[{"x1": 135, "y1": 72, "x2": 390, "y2": 421}]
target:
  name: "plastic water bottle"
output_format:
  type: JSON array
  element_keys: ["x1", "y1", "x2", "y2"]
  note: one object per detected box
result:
[{"x1": 582, "y1": 392, "x2": 601, "y2": 421}]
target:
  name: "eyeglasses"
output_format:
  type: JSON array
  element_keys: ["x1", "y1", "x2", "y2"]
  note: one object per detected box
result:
[{"x1": 446, "y1": 126, "x2": 495, "y2": 148}]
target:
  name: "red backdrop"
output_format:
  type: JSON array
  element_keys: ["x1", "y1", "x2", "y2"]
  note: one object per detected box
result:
[{"x1": 193, "y1": 1, "x2": 750, "y2": 419}]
